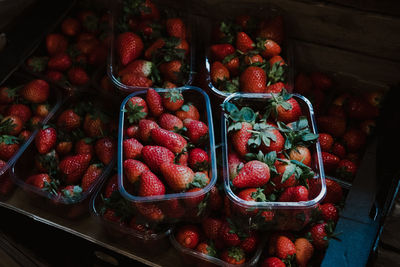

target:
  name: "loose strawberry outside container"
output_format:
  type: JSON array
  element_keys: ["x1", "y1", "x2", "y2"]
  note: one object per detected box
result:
[
  {"x1": 202, "y1": 2, "x2": 294, "y2": 103},
  {"x1": 10, "y1": 95, "x2": 117, "y2": 219},
  {"x1": 221, "y1": 93, "x2": 326, "y2": 231},
  {"x1": 118, "y1": 86, "x2": 217, "y2": 224},
  {"x1": 0, "y1": 72, "x2": 63, "y2": 177},
  {"x1": 169, "y1": 226, "x2": 264, "y2": 267},
  {"x1": 90, "y1": 173, "x2": 172, "y2": 255},
  {"x1": 108, "y1": 0, "x2": 196, "y2": 93}
]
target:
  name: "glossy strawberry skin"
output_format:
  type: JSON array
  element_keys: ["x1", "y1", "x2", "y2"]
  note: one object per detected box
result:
[
  {"x1": 124, "y1": 159, "x2": 149, "y2": 184},
  {"x1": 141, "y1": 145, "x2": 175, "y2": 174},
  {"x1": 139, "y1": 170, "x2": 165, "y2": 196},
  {"x1": 176, "y1": 225, "x2": 200, "y2": 249},
  {"x1": 233, "y1": 160, "x2": 270, "y2": 188},
  {"x1": 150, "y1": 128, "x2": 187, "y2": 154},
  {"x1": 138, "y1": 119, "x2": 159, "y2": 142},
  {"x1": 236, "y1": 32, "x2": 254, "y2": 53},
  {"x1": 158, "y1": 113, "x2": 183, "y2": 131},
  {"x1": 123, "y1": 138, "x2": 143, "y2": 159},
  {"x1": 146, "y1": 89, "x2": 164, "y2": 117},
  {"x1": 95, "y1": 138, "x2": 115, "y2": 165},
  {"x1": 59, "y1": 154, "x2": 92, "y2": 184},
  {"x1": 231, "y1": 122, "x2": 252, "y2": 157},
  {"x1": 35, "y1": 127, "x2": 57, "y2": 154},
  {"x1": 210, "y1": 44, "x2": 235, "y2": 61},
  {"x1": 116, "y1": 32, "x2": 144, "y2": 66},
  {"x1": 21, "y1": 79, "x2": 49, "y2": 103},
  {"x1": 183, "y1": 119, "x2": 209, "y2": 144},
  {"x1": 240, "y1": 66, "x2": 266, "y2": 93},
  {"x1": 160, "y1": 162, "x2": 194, "y2": 192}
]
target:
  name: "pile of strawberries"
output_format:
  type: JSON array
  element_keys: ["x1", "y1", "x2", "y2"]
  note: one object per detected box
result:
[
  {"x1": 26, "y1": 8, "x2": 110, "y2": 87},
  {"x1": 22, "y1": 100, "x2": 116, "y2": 202},
  {"x1": 209, "y1": 13, "x2": 288, "y2": 93},
  {"x1": 121, "y1": 88, "x2": 213, "y2": 222},
  {"x1": 294, "y1": 71, "x2": 382, "y2": 182},
  {"x1": 223, "y1": 90, "x2": 321, "y2": 229},
  {"x1": 113, "y1": 0, "x2": 190, "y2": 88}
]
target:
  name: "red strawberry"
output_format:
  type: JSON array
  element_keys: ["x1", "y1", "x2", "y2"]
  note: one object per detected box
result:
[
  {"x1": 310, "y1": 72, "x2": 332, "y2": 91},
  {"x1": 331, "y1": 142, "x2": 346, "y2": 158},
  {"x1": 125, "y1": 125, "x2": 139, "y2": 138},
  {"x1": 308, "y1": 222, "x2": 332, "y2": 250},
  {"x1": 343, "y1": 129, "x2": 367, "y2": 152},
  {"x1": 240, "y1": 232, "x2": 258, "y2": 253},
  {"x1": 196, "y1": 242, "x2": 217, "y2": 257},
  {"x1": 61, "y1": 17, "x2": 80, "y2": 36},
  {"x1": 160, "y1": 163, "x2": 196, "y2": 192},
  {"x1": 124, "y1": 159, "x2": 149, "y2": 183},
  {"x1": 142, "y1": 145, "x2": 175, "y2": 173},
  {"x1": 322, "y1": 178, "x2": 343, "y2": 204},
  {"x1": 146, "y1": 89, "x2": 164, "y2": 117},
  {"x1": 209, "y1": 186, "x2": 223, "y2": 211},
  {"x1": 231, "y1": 122, "x2": 252, "y2": 157},
  {"x1": 224, "y1": 56, "x2": 239, "y2": 76},
  {"x1": 104, "y1": 174, "x2": 118, "y2": 198},
  {"x1": 319, "y1": 203, "x2": 339, "y2": 222},
  {"x1": 140, "y1": 0, "x2": 159, "y2": 20},
  {"x1": 269, "y1": 55, "x2": 285, "y2": 66},
  {"x1": 162, "y1": 89, "x2": 184, "y2": 111},
  {"x1": 46, "y1": 34, "x2": 68, "y2": 55},
  {"x1": 279, "y1": 186, "x2": 309, "y2": 202},
  {"x1": 240, "y1": 66, "x2": 266, "y2": 93},
  {"x1": 176, "y1": 103, "x2": 200, "y2": 121},
  {"x1": 211, "y1": 61, "x2": 229, "y2": 84},
  {"x1": 158, "y1": 113, "x2": 183, "y2": 131},
  {"x1": 118, "y1": 60, "x2": 153, "y2": 77},
  {"x1": 228, "y1": 152, "x2": 243, "y2": 179},
  {"x1": 7, "y1": 104, "x2": 31, "y2": 124},
  {"x1": 59, "y1": 154, "x2": 92, "y2": 184},
  {"x1": 139, "y1": 170, "x2": 165, "y2": 196},
  {"x1": 95, "y1": 138, "x2": 115, "y2": 165},
  {"x1": 319, "y1": 133, "x2": 334, "y2": 152},
  {"x1": 47, "y1": 53, "x2": 72, "y2": 71},
  {"x1": 258, "y1": 16, "x2": 284, "y2": 44},
  {"x1": 237, "y1": 188, "x2": 266, "y2": 215},
  {"x1": 183, "y1": 187, "x2": 206, "y2": 208},
  {"x1": 266, "y1": 82, "x2": 285, "y2": 94},
  {"x1": 34, "y1": 104, "x2": 50, "y2": 118},
  {"x1": 150, "y1": 128, "x2": 187, "y2": 154},
  {"x1": 123, "y1": 138, "x2": 143, "y2": 159},
  {"x1": 295, "y1": 238, "x2": 314, "y2": 267},
  {"x1": 81, "y1": 164, "x2": 103, "y2": 191},
  {"x1": 272, "y1": 161, "x2": 298, "y2": 189},
  {"x1": 116, "y1": 32, "x2": 144, "y2": 66},
  {"x1": 183, "y1": 119, "x2": 208, "y2": 144},
  {"x1": 221, "y1": 247, "x2": 246, "y2": 265},
  {"x1": 252, "y1": 123, "x2": 285, "y2": 154},
  {"x1": 275, "y1": 235, "x2": 296, "y2": 260},
  {"x1": 289, "y1": 146, "x2": 312, "y2": 167},
  {"x1": 125, "y1": 96, "x2": 148, "y2": 124},
  {"x1": 219, "y1": 221, "x2": 242, "y2": 247},
  {"x1": 138, "y1": 119, "x2": 159, "y2": 142},
  {"x1": 294, "y1": 73, "x2": 312, "y2": 95},
  {"x1": 0, "y1": 137, "x2": 20, "y2": 160},
  {"x1": 166, "y1": 18, "x2": 186, "y2": 39},
  {"x1": 259, "y1": 39, "x2": 281, "y2": 58},
  {"x1": 57, "y1": 109, "x2": 81, "y2": 131},
  {"x1": 0, "y1": 116, "x2": 23, "y2": 135},
  {"x1": 144, "y1": 38, "x2": 165, "y2": 59},
  {"x1": 236, "y1": 32, "x2": 254, "y2": 52},
  {"x1": 68, "y1": 67, "x2": 89, "y2": 85},
  {"x1": 35, "y1": 126, "x2": 57, "y2": 154},
  {"x1": 121, "y1": 73, "x2": 153, "y2": 87},
  {"x1": 75, "y1": 138, "x2": 94, "y2": 155},
  {"x1": 336, "y1": 159, "x2": 357, "y2": 180},
  {"x1": 176, "y1": 225, "x2": 200, "y2": 249},
  {"x1": 202, "y1": 217, "x2": 222, "y2": 240},
  {"x1": 317, "y1": 116, "x2": 346, "y2": 137},
  {"x1": 20, "y1": 79, "x2": 49, "y2": 103},
  {"x1": 244, "y1": 54, "x2": 264, "y2": 65},
  {"x1": 232, "y1": 160, "x2": 270, "y2": 188},
  {"x1": 269, "y1": 95, "x2": 302, "y2": 123},
  {"x1": 210, "y1": 44, "x2": 235, "y2": 61},
  {"x1": 26, "y1": 173, "x2": 51, "y2": 189},
  {"x1": 19, "y1": 130, "x2": 32, "y2": 142},
  {"x1": 0, "y1": 86, "x2": 18, "y2": 104},
  {"x1": 188, "y1": 148, "x2": 209, "y2": 171},
  {"x1": 346, "y1": 96, "x2": 379, "y2": 120},
  {"x1": 83, "y1": 113, "x2": 107, "y2": 138},
  {"x1": 135, "y1": 202, "x2": 164, "y2": 222},
  {"x1": 261, "y1": 257, "x2": 285, "y2": 267},
  {"x1": 321, "y1": 152, "x2": 340, "y2": 173},
  {"x1": 159, "y1": 60, "x2": 182, "y2": 83}
]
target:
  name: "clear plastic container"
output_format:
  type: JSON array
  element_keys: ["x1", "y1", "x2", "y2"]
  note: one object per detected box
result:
[
  {"x1": 10, "y1": 95, "x2": 117, "y2": 219},
  {"x1": 221, "y1": 93, "x2": 326, "y2": 231},
  {"x1": 202, "y1": 2, "x2": 294, "y2": 102},
  {"x1": 0, "y1": 72, "x2": 63, "y2": 176},
  {"x1": 169, "y1": 225, "x2": 264, "y2": 267},
  {"x1": 90, "y1": 173, "x2": 172, "y2": 254},
  {"x1": 108, "y1": 0, "x2": 196, "y2": 93},
  {"x1": 118, "y1": 86, "x2": 217, "y2": 223}
]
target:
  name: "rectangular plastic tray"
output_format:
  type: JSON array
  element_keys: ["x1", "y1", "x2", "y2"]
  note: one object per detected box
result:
[
  {"x1": 221, "y1": 93, "x2": 326, "y2": 231},
  {"x1": 117, "y1": 86, "x2": 217, "y2": 223},
  {"x1": 0, "y1": 72, "x2": 63, "y2": 177},
  {"x1": 10, "y1": 94, "x2": 117, "y2": 219},
  {"x1": 108, "y1": 0, "x2": 196, "y2": 93}
]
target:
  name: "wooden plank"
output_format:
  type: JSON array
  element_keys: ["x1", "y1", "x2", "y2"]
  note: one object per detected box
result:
[{"x1": 326, "y1": 0, "x2": 400, "y2": 17}]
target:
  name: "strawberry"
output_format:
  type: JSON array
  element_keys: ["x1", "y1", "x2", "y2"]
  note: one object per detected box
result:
[
  {"x1": 26, "y1": 173, "x2": 51, "y2": 189},
  {"x1": 139, "y1": 170, "x2": 165, "y2": 196},
  {"x1": 135, "y1": 202, "x2": 164, "y2": 222},
  {"x1": 196, "y1": 242, "x2": 217, "y2": 257},
  {"x1": 275, "y1": 235, "x2": 296, "y2": 260},
  {"x1": 183, "y1": 119, "x2": 208, "y2": 144},
  {"x1": 244, "y1": 54, "x2": 264, "y2": 65},
  {"x1": 95, "y1": 138, "x2": 115, "y2": 165},
  {"x1": 336, "y1": 159, "x2": 357, "y2": 180},
  {"x1": 35, "y1": 126, "x2": 57, "y2": 154},
  {"x1": 83, "y1": 113, "x2": 107, "y2": 138},
  {"x1": 183, "y1": 187, "x2": 205, "y2": 208},
  {"x1": 240, "y1": 232, "x2": 258, "y2": 253},
  {"x1": 125, "y1": 96, "x2": 148, "y2": 124},
  {"x1": 249, "y1": 122, "x2": 284, "y2": 153},
  {"x1": 7, "y1": 104, "x2": 31, "y2": 125},
  {"x1": 319, "y1": 203, "x2": 339, "y2": 222},
  {"x1": 59, "y1": 154, "x2": 91, "y2": 184},
  {"x1": 228, "y1": 152, "x2": 243, "y2": 179},
  {"x1": 267, "y1": 93, "x2": 302, "y2": 123},
  {"x1": 265, "y1": 82, "x2": 285, "y2": 94},
  {"x1": 163, "y1": 81, "x2": 177, "y2": 89},
  {"x1": 150, "y1": 128, "x2": 187, "y2": 154},
  {"x1": 237, "y1": 188, "x2": 266, "y2": 215},
  {"x1": 142, "y1": 145, "x2": 175, "y2": 173},
  {"x1": 308, "y1": 222, "x2": 333, "y2": 250},
  {"x1": 279, "y1": 186, "x2": 309, "y2": 202},
  {"x1": 202, "y1": 217, "x2": 222, "y2": 240},
  {"x1": 188, "y1": 148, "x2": 209, "y2": 171},
  {"x1": 35, "y1": 104, "x2": 50, "y2": 118},
  {"x1": 166, "y1": 18, "x2": 186, "y2": 39},
  {"x1": 140, "y1": 0, "x2": 160, "y2": 20},
  {"x1": 158, "y1": 113, "x2": 183, "y2": 131},
  {"x1": 261, "y1": 257, "x2": 285, "y2": 267},
  {"x1": 219, "y1": 221, "x2": 243, "y2": 247},
  {"x1": 345, "y1": 96, "x2": 379, "y2": 120},
  {"x1": 321, "y1": 152, "x2": 340, "y2": 173},
  {"x1": 210, "y1": 44, "x2": 235, "y2": 61},
  {"x1": 18, "y1": 130, "x2": 32, "y2": 142},
  {"x1": 0, "y1": 116, "x2": 22, "y2": 135},
  {"x1": 343, "y1": 129, "x2": 366, "y2": 152},
  {"x1": 160, "y1": 163, "x2": 195, "y2": 192},
  {"x1": 68, "y1": 67, "x2": 89, "y2": 85},
  {"x1": 240, "y1": 66, "x2": 266, "y2": 93},
  {"x1": 123, "y1": 138, "x2": 143, "y2": 159},
  {"x1": 258, "y1": 16, "x2": 284, "y2": 44},
  {"x1": 137, "y1": 119, "x2": 159, "y2": 142},
  {"x1": 176, "y1": 225, "x2": 200, "y2": 249},
  {"x1": 118, "y1": 60, "x2": 153, "y2": 77},
  {"x1": 269, "y1": 55, "x2": 285, "y2": 66},
  {"x1": 259, "y1": 39, "x2": 281, "y2": 58},
  {"x1": 0, "y1": 86, "x2": 18, "y2": 104},
  {"x1": 211, "y1": 61, "x2": 229, "y2": 84},
  {"x1": 319, "y1": 133, "x2": 334, "y2": 152},
  {"x1": 236, "y1": 32, "x2": 254, "y2": 52},
  {"x1": 124, "y1": 159, "x2": 149, "y2": 183},
  {"x1": 162, "y1": 89, "x2": 184, "y2": 111},
  {"x1": 288, "y1": 146, "x2": 312, "y2": 167},
  {"x1": 47, "y1": 53, "x2": 71, "y2": 71},
  {"x1": 121, "y1": 73, "x2": 154, "y2": 87},
  {"x1": 331, "y1": 142, "x2": 346, "y2": 158},
  {"x1": 105, "y1": 174, "x2": 118, "y2": 198},
  {"x1": 317, "y1": 116, "x2": 346, "y2": 137},
  {"x1": 231, "y1": 122, "x2": 252, "y2": 157},
  {"x1": 294, "y1": 73, "x2": 312, "y2": 95},
  {"x1": 272, "y1": 162, "x2": 298, "y2": 189},
  {"x1": 81, "y1": 164, "x2": 103, "y2": 191},
  {"x1": 159, "y1": 60, "x2": 183, "y2": 83},
  {"x1": 125, "y1": 125, "x2": 139, "y2": 138},
  {"x1": 146, "y1": 89, "x2": 164, "y2": 117},
  {"x1": 322, "y1": 178, "x2": 343, "y2": 204},
  {"x1": 75, "y1": 138, "x2": 94, "y2": 155},
  {"x1": 57, "y1": 109, "x2": 81, "y2": 131},
  {"x1": 221, "y1": 247, "x2": 246, "y2": 265},
  {"x1": 78, "y1": 10, "x2": 99, "y2": 32},
  {"x1": 209, "y1": 186, "x2": 223, "y2": 211},
  {"x1": 20, "y1": 79, "x2": 49, "y2": 103},
  {"x1": 232, "y1": 160, "x2": 270, "y2": 188},
  {"x1": 116, "y1": 32, "x2": 144, "y2": 66},
  {"x1": 295, "y1": 238, "x2": 314, "y2": 267},
  {"x1": 223, "y1": 56, "x2": 239, "y2": 76},
  {"x1": 160, "y1": 198, "x2": 185, "y2": 219},
  {"x1": 310, "y1": 72, "x2": 332, "y2": 91},
  {"x1": 61, "y1": 17, "x2": 80, "y2": 36},
  {"x1": 175, "y1": 103, "x2": 200, "y2": 121},
  {"x1": 144, "y1": 38, "x2": 165, "y2": 59},
  {"x1": 46, "y1": 33, "x2": 68, "y2": 55}
]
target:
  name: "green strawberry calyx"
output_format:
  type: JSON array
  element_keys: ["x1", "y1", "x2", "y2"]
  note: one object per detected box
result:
[
  {"x1": 189, "y1": 172, "x2": 208, "y2": 189},
  {"x1": 123, "y1": 101, "x2": 147, "y2": 124},
  {"x1": 245, "y1": 150, "x2": 277, "y2": 174},
  {"x1": 163, "y1": 89, "x2": 183, "y2": 103},
  {"x1": 227, "y1": 247, "x2": 245, "y2": 262},
  {"x1": 247, "y1": 122, "x2": 278, "y2": 149},
  {"x1": 277, "y1": 117, "x2": 319, "y2": 150},
  {"x1": 250, "y1": 188, "x2": 267, "y2": 202},
  {"x1": 0, "y1": 135, "x2": 19, "y2": 145}
]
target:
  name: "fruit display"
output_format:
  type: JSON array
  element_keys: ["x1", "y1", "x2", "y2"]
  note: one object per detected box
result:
[
  {"x1": 221, "y1": 90, "x2": 325, "y2": 231},
  {"x1": 24, "y1": 5, "x2": 111, "y2": 90},
  {"x1": 10, "y1": 97, "x2": 116, "y2": 218},
  {"x1": 91, "y1": 172, "x2": 172, "y2": 253},
  {"x1": 294, "y1": 71, "x2": 383, "y2": 183},
  {"x1": 0, "y1": 75, "x2": 62, "y2": 177},
  {"x1": 206, "y1": 5, "x2": 290, "y2": 97},
  {"x1": 109, "y1": 0, "x2": 193, "y2": 91},
  {"x1": 117, "y1": 87, "x2": 217, "y2": 223}
]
